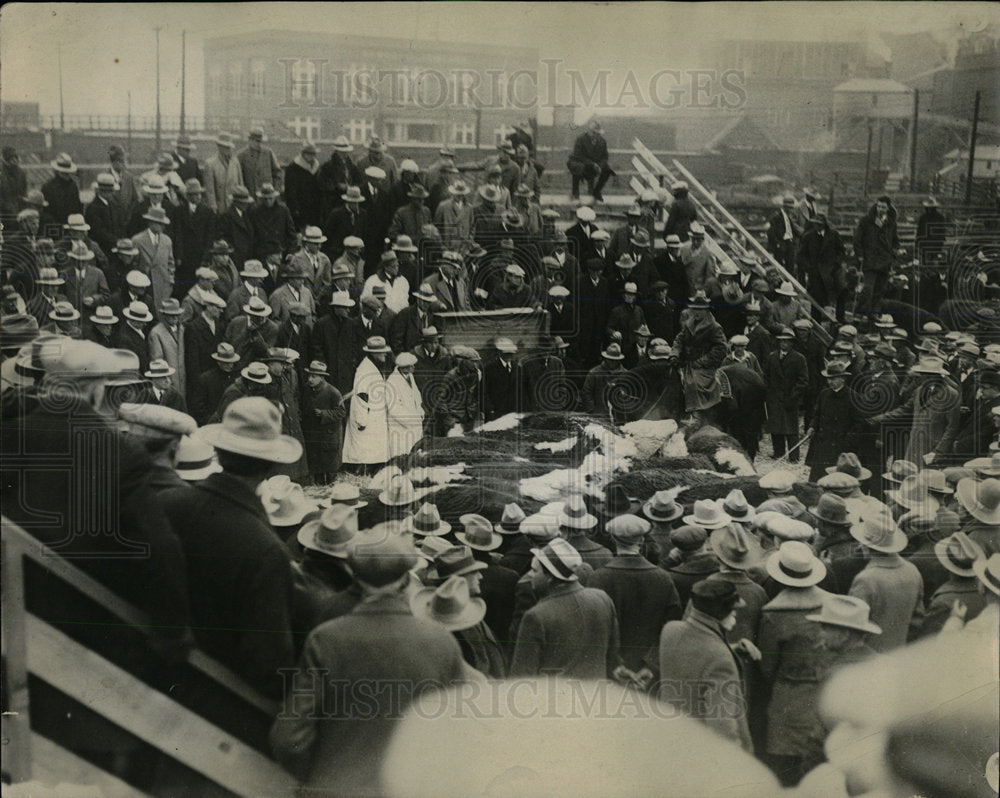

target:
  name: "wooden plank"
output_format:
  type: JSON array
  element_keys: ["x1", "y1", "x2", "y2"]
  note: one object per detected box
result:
[
  {"x1": 25, "y1": 616, "x2": 298, "y2": 798},
  {"x1": 629, "y1": 177, "x2": 646, "y2": 196},
  {"x1": 28, "y1": 733, "x2": 152, "y2": 798},
  {"x1": 2, "y1": 529, "x2": 33, "y2": 782},
  {"x1": 2, "y1": 518, "x2": 277, "y2": 717},
  {"x1": 630, "y1": 157, "x2": 661, "y2": 191}
]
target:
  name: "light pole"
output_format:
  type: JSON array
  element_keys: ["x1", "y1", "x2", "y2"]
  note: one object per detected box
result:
[
  {"x1": 180, "y1": 30, "x2": 186, "y2": 135},
  {"x1": 154, "y1": 25, "x2": 163, "y2": 152}
]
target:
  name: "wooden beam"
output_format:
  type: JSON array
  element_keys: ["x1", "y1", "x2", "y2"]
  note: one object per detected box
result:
[
  {"x1": 1, "y1": 518, "x2": 278, "y2": 718},
  {"x1": 29, "y1": 733, "x2": 152, "y2": 797},
  {"x1": 2, "y1": 531, "x2": 32, "y2": 783},
  {"x1": 25, "y1": 616, "x2": 298, "y2": 797}
]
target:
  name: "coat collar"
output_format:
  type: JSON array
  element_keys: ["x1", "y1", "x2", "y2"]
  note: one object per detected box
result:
[
  {"x1": 197, "y1": 471, "x2": 270, "y2": 522},
  {"x1": 685, "y1": 607, "x2": 730, "y2": 641},
  {"x1": 670, "y1": 552, "x2": 720, "y2": 575},
  {"x1": 604, "y1": 553, "x2": 657, "y2": 571}
]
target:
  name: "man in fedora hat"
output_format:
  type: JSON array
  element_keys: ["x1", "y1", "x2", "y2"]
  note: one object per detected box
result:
[
  {"x1": 805, "y1": 362, "x2": 864, "y2": 482},
  {"x1": 762, "y1": 326, "x2": 808, "y2": 461},
  {"x1": 591, "y1": 514, "x2": 682, "y2": 675},
  {"x1": 389, "y1": 159, "x2": 424, "y2": 210},
  {"x1": 170, "y1": 134, "x2": 201, "y2": 184},
  {"x1": 249, "y1": 183, "x2": 296, "y2": 270},
  {"x1": 321, "y1": 186, "x2": 367, "y2": 263},
  {"x1": 42, "y1": 152, "x2": 83, "y2": 226},
  {"x1": 917, "y1": 532, "x2": 987, "y2": 637},
  {"x1": 311, "y1": 291, "x2": 357, "y2": 395},
  {"x1": 270, "y1": 531, "x2": 474, "y2": 795},
  {"x1": 84, "y1": 172, "x2": 127, "y2": 261},
  {"x1": 213, "y1": 361, "x2": 274, "y2": 420},
  {"x1": 237, "y1": 127, "x2": 282, "y2": 198},
  {"x1": 114, "y1": 300, "x2": 154, "y2": 372},
  {"x1": 389, "y1": 183, "x2": 432, "y2": 246},
  {"x1": 317, "y1": 136, "x2": 361, "y2": 218},
  {"x1": 43, "y1": 301, "x2": 82, "y2": 338},
  {"x1": 757, "y1": 540, "x2": 830, "y2": 782},
  {"x1": 213, "y1": 184, "x2": 254, "y2": 270},
  {"x1": 766, "y1": 195, "x2": 802, "y2": 276},
  {"x1": 183, "y1": 276, "x2": 225, "y2": 387},
  {"x1": 848, "y1": 512, "x2": 924, "y2": 652},
  {"x1": 580, "y1": 341, "x2": 626, "y2": 416},
  {"x1": 386, "y1": 351, "x2": 425, "y2": 458},
  {"x1": 667, "y1": 293, "x2": 728, "y2": 419},
  {"x1": 956, "y1": 476, "x2": 1000, "y2": 556},
  {"x1": 269, "y1": 260, "x2": 316, "y2": 325},
  {"x1": 84, "y1": 305, "x2": 118, "y2": 345},
  {"x1": 58, "y1": 212, "x2": 109, "y2": 272},
  {"x1": 363, "y1": 250, "x2": 410, "y2": 315},
  {"x1": 283, "y1": 140, "x2": 322, "y2": 230},
  {"x1": 853, "y1": 196, "x2": 901, "y2": 321},
  {"x1": 869, "y1": 356, "x2": 961, "y2": 467},
  {"x1": 139, "y1": 153, "x2": 185, "y2": 208},
  {"x1": 180, "y1": 264, "x2": 225, "y2": 323},
  {"x1": 106, "y1": 144, "x2": 144, "y2": 220},
  {"x1": 203, "y1": 132, "x2": 245, "y2": 213},
  {"x1": 343, "y1": 336, "x2": 392, "y2": 472},
  {"x1": 433, "y1": 179, "x2": 473, "y2": 250},
  {"x1": 60, "y1": 241, "x2": 110, "y2": 323},
  {"x1": 189, "y1": 342, "x2": 239, "y2": 424},
  {"x1": 287, "y1": 226, "x2": 331, "y2": 296},
  {"x1": 658, "y1": 579, "x2": 753, "y2": 751},
  {"x1": 680, "y1": 223, "x2": 717, "y2": 295},
  {"x1": 300, "y1": 360, "x2": 345, "y2": 484},
  {"x1": 148, "y1": 298, "x2": 187, "y2": 397},
  {"x1": 806, "y1": 594, "x2": 881, "y2": 675},
  {"x1": 226, "y1": 295, "x2": 279, "y2": 365},
  {"x1": 511, "y1": 537, "x2": 623, "y2": 679},
  {"x1": 131, "y1": 206, "x2": 175, "y2": 316},
  {"x1": 798, "y1": 211, "x2": 847, "y2": 323},
  {"x1": 144, "y1": 358, "x2": 186, "y2": 411},
  {"x1": 162, "y1": 397, "x2": 299, "y2": 698},
  {"x1": 431, "y1": 344, "x2": 484, "y2": 435},
  {"x1": 953, "y1": 372, "x2": 1000, "y2": 462},
  {"x1": 568, "y1": 119, "x2": 613, "y2": 202},
  {"x1": 170, "y1": 178, "x2": 216, "y2": 296}
]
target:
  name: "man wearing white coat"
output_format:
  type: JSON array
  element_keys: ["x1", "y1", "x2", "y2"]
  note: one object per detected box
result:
[
  {"x1": 386, "y1": 352, "x2": 425, "y2": 458},
  {"x1": 342, "y1": 335, "x2": 392, "y2": 472}
]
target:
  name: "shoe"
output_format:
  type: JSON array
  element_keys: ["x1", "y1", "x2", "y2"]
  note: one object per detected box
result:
[{"x1": 593, "y1": 192, "x2": 604, "y2": 202}]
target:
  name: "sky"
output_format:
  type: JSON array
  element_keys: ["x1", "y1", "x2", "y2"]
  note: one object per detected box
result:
[{"x1": 1, "y1": 2, "x2": 997, "y2": 124}]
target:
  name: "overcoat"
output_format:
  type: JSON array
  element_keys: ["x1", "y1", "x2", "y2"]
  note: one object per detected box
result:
[
  {"x1": 342, "y1": 356, "x2": 390, "y2": 465},
  {"x1": 763, "y1": 349, "x2": 808, "y2": 435}
]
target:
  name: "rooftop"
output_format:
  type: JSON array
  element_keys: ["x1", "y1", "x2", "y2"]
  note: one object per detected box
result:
[{"x1": 833, "y1": 78, "x2": 914, "y2": 93}]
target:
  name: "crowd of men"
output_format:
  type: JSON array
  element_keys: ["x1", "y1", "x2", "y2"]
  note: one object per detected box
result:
[{"x1": 1, "y1": 127, "x2": 998, "y2": 795}]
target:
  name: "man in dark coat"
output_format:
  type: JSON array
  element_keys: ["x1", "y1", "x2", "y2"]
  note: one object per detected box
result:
[
  {"x1": 317, "y1": 138, "x2": 362, "y2": 219},
  {"x1": 430, "y1": 347, "x2": 483, "y2": 435},
  {"x1": 482, "y1": 339, "x2": 524, "y2": 420},
  {"x1": 744, "y1": 301, "x2": 774, "y2": 368},
  {"x1": 766, "y1": 196, "x2": 801, "y2": 276},
  {"x1": 84, "y1": 173, "x2": 127, "y2": 258},
  {"x1": 853, "y1": 196, "x2": 900, "y2": 321},
  {"x1": 283, "y1": 141, "x2": 323, "y2": 230},
  {"x1": 216, "y1": 186, "x2": 255, "y2": 268},
  {"x1": 575, "y1": 258, "x2": 612, "y2": 367},
  {"x1": 1, "y1": 145, "x2": 27, "y2": 217},
  {"x1": 171, "y1": 135, "x2": 202, "y2": 184},
  {"x1": 41, "y1": 154, "x2": 83, "y2": 226},
  {"x1": 763, "y1": 326, "x2": 809, "y2": 461},
  {"x1": 248, "y1": 184, "x2": 297, "y2": 267},
  {"x1": 300, "y1": 360, "x2": 345, "y2": 484},
  {"x1": 590, "y1": 515, "x2": 682, "y2": 672},
  {"x1": 798, "y1": 212, "x2": 846, "y2": 322},
  {"x1": 311, "y1": 296, "x2": 357, "y2": 395},
  {"x1": 915, "y1": 197, "x2": 948, "y2": 266},
  {"x1": 663, "y1": 184, "x2": 698, "y2": 243},
  {"x1": 189, "y1": 343, "x2": 239, "y2": 425},
  {"x1": 805, "y1": 362, "x2": 863, "y2": 482},
  {"x1": 667, "y1": 297, "x2": 728, "y2": 418},
  {"x1": 322, "y1": 188, "x2": 368, "y2": 262},
  {"x1": 510, "y1": 539, "x2": 623, "y2": 679},
  {"x1": 567, "y1": 120, "x2": 613, "y2": 201},
  {"x1": 170, "y1": 179, "x2": 216, "y2": 299},
  {"x1": 114, "y1": 301, "x2": 154, "y2": 373},
  {"x1": 161, "y1": 397, "x2": 300, "y2": 699}
]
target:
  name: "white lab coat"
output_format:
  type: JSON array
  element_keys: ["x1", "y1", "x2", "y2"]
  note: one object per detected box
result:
[
  {"x1": 342, "y1": 356, "x2": 390, "y2": 465},
  {"x1": 386, "y1": 368, "x2": 425, "y2": 458}
]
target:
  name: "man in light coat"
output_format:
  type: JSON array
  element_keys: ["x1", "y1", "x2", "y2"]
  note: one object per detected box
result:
[
  {"x1": 386, "y1": 352, "x2": 425, "y2": 459},
  {"x1": 237, "y1": 128, "x2": 283, "y2": 197},
  {"x1": 202, "y1": 133, "x2": 245, "y2": 213},
  {"x1": 510, "y1": 538, "x2": 623, "y2": 680},
  {"x1": 659, "y1": 579, "x2": 753, "y2": 752},
  {"x1": 342, "y1": 336, "x2": 392, "y2": 471},
  {"x1": 131, "y1": 206, "x2": 175, "y2": 318},
  {"x1": 148, "y1": 298, "x2": 187, "y2": 396}
]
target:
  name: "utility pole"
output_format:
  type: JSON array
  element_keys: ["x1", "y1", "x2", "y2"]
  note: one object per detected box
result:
[
  {"x1": 965, "y1": 90, "x2": 981, "y2": 205},
  {"x1": 180, "y1": 30, "x2": 186, "y2": 134},
  {"x1": 127, "y1": 91, "x2": 132, "y2": 155},
  {"x1": 909, "y1": 89, "x2": 919, "y2": 192},
  {"x1": 58, "y1": 42, "x2": 65, "y2": 130},
  {"x1": 863, "y1": 120, "x2": 874, "y2": 197},
  {"x1": 154, "y1": 25, "x2": 163, "y2": 153}
]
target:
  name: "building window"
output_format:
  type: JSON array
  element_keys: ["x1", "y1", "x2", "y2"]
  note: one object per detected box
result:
[
  {"x1": 406, "y1": 122, "x2": 441, "y2": 143},
  {"x1": 386, "y1": 122, "x2": 406, "y2": 143},
  {"x1": 228, "y1": 63, "x2": 245, "y2": 99},
  {"x1": 452, "y1": 122, "x2": 475, "y2": 146},
  {"x1": 251, "y1": 60, "x2": 267, "y2": 98},
  {"x1": 210, "y1": 67, "x2": 223, "y2": 99},
  {"x1": 288, "y1": 116, "x2": 320, "y2": 141},
  {"x1": 347, "y1": 118, "x2": 375, "y2": 143},
  {"x1": 292, "y1": 60, "x2": 317, "y2": 102}
]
